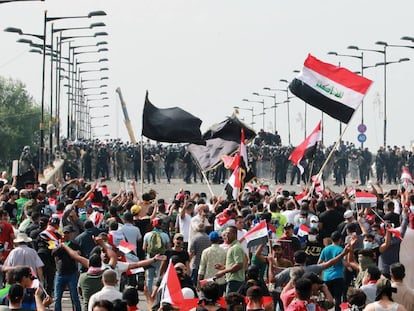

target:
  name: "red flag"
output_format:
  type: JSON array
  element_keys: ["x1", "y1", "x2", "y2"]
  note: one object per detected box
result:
[
  {"x1": 159, "y1": 261, "x2": 184, "y2": 306},
  {"x1": 289, "y1": 121, "x2": 321, "y2": 174}
]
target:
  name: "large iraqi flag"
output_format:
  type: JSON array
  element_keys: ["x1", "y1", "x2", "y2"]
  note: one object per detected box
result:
[{"x1": 289, "y1": 54, "x2": 373, "y2": 124}]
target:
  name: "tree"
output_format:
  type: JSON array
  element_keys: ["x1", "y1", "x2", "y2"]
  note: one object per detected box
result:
[{"x1": 0, "y1": 77, "x2": 43, "y2": 167}]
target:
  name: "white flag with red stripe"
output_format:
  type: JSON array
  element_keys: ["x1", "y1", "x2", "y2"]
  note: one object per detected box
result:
[
  {"x1": 118, "y1": 240, "x2": 136, "y2": 254},
  {"x1": 240, "y1": 220, "x2": 268, "y2": 248},
  {"x1": 289, "y1": 121, "x2": 322, "y2": 175},
  {"x1": 159, "y1": 260, "x2": 184, "y2": 306}
]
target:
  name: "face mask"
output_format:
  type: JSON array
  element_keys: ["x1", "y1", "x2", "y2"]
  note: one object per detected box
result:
[
  {"x1": 363, "y1": 241, "x2": 373, "y2": 249},
  {"x1": 308, "y1": 234, "x2": 317, "y2": 242},
  {"x1": 299, "y1": 218, "x2": 306, "y2": 224},
  {"x1": 310, "y1": 222, "x2": 318, "y2": 229},
  {"x1": 410, "y1": 206, "x2": 414, "y2": 213}
]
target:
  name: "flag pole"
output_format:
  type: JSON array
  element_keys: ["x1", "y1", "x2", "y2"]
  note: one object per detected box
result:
[
  {"x1": 201, "y1": 169, "x2": 215, "y2": 198},
  {"x1": 140, "y1": 136, "x2": 144, "y2": 195},
  {"x1": 307, "y1": 157, "x2": 316, "y2": 188},
  {"x1": 308, "y1": 120, "x2": 352, "y2": 196}
]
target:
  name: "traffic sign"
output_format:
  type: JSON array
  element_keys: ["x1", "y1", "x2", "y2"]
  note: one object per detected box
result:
[
  {"x1": 357, "y1": 133, "x2": 367, "y2": 143},
  {"x1": 358, "y1": 123, "x2": 367, "y2": 133}
]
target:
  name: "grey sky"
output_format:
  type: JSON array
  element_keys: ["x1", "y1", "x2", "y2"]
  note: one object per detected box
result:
[{"x1": 1, "y1": 0, "x2": 413, "y2": 151}]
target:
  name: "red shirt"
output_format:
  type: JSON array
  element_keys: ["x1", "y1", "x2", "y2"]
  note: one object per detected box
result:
[{"x1": 0, "y1": 221, "x2": 14, "y2": 261}]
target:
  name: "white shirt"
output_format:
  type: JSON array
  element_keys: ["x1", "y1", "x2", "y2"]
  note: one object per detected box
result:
[
  {"x1": 178, "y1": 213, "x2": 191, "y2": 242},
  {"x1": 88, "y1": 285, "x2": 122, "y2": 311}
]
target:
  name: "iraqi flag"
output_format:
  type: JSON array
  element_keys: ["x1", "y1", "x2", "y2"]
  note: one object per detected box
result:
[
  {"x1": 159, "y1": 260, "x2": 184, "y2": 306},
  {"x1": 118, "y1": 240, "x2": 136, "y2": 254},
  {"x1": 355, "y1": 191, "x2": 377, "y2": 205},
  {"x1": 289, "y1": 54, "x2": 373, "y2": 124},
  {"x1": 297, "y1": 224, "x2": 310, "y2": 237},
  {"x1": 241, "y1": 220, "x2": 268, "y2": 248},
  {"x1": 289, "y1": 121, "x2": 322, "y2": 174},
  {"x1": 225, "y1": 129, "x2": 254, "y2": 200},
  {"x1": 295, "y1": 191, "x2": 307, "y2": 204},
  {"x1": 400, "y1": 167, "x2": 413, "y2": 190}
]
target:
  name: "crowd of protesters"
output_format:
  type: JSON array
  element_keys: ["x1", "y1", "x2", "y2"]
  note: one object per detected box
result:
[{"x1": 0, "y1": 149, "x2": 413, "y2": 311}]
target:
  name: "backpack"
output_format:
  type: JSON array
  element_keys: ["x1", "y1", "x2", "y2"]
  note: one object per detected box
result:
[{"x1": 147, "y1": 231, "x2": 166, "y2": 256}]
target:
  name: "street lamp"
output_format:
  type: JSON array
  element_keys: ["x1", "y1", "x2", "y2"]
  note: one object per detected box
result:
[
  {"x1": 243, "y1": 98, "x2": 265, "y2": 129},
  {"x1": 348, "y1": 44, "x2": 387, "y2": 146},
  {"x1": 252, "y1": 92, "x2": 282, "y2": 133}
]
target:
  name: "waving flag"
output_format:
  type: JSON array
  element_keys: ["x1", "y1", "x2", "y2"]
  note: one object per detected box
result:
[
  {"x1": 225, "y1": 129, "x2": 254, "y2": 200},
  {"x1": 118, "y1": 240, "x2": 136, "y2": 254},
  {"x1": 188, "y1": 115, "x2": 256, "y2": 171},
  {"x1": 289, "y1": 121, "x2": 322, "y2": 174},
  {"x1": 289, "y1": 54, "x2": 373, "y2": 123},
  {"x1": 400, "y1": 167, "x2": 413, "y2": 190},
  {"x1": 142, "y1": 91, "x2": 205, "y2": 145},
  {"x1": 159, "y1": 261, "x2": 184, "y2": 306},
  {"x1": 355, "y1": 191, "x2": 377, "y2": 205},
  {"x1": 241, "y1": 220, "x2": 268, "y2": 248}
]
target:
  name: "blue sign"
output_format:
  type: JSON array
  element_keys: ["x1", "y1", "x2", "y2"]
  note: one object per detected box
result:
[
  {"x1": 357, "y1": 133, "x2": 367, "y2": 143},
  {"x1": 358, "y1": 124, "x2": 367, "y2": 133}
]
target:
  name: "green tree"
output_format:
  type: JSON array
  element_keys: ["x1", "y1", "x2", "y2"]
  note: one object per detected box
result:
[{"x1": 0, "y1": 77, "x2": 43, "y2": 166}]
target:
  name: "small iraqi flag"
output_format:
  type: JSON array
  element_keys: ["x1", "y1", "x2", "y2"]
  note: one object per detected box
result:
[
  {"x1": 289, "y1": 121, "x2": 322, "y2": 174},
  {"x1": 118, "y1": 240, "x2": 136, "y2": 254},
  {"x1": 297, "y1": 224, "x2": 310, "y2": 237},
  {"x1": 355, "y1": 191, "x2": 377, "y2": 205},
  {"x1": 241, "y1": 220, "x2": 268, "y2": 248}
]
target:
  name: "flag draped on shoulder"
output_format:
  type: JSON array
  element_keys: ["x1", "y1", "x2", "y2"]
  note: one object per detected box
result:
[
  {"x1": 142, "y1": 91, "x2": 205, "y2": 145},
  {"x1": 158, "y1": 260, "x2": 184, "y2": 306},
  {"x1": 187, "y1": 115, "x2": 256, "y2": 171},
  {"x1": 289, "y1": 54, "x2": 373, "y2": 124},
  {"x1": 225, "y1": 129, "x2": 254, "y2": 200},
  {"x1": 241, "y1": 220, "x2": 268, "y2": 248},
  {"x1": 289, "y1": 121, "x2": 321, "y2": 174}
]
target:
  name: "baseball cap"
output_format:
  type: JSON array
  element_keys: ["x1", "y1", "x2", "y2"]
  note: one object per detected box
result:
[
  {"x1": 303, "y1": 272, "x2": 324, "y2": 285},
  {"x1": 130, "y1": 205, "x2": 141, "y2": 215},
  {"x1": 344, "y1": 210, "x2": 354, "y2": 219},
  {"x1": 152, "y1": 218, "x2": 161, "y2": 228},
  {"x1": 174, "y1": 233, "x2": 184, "y2": 240},
  {"x1": 310, "y1": 215, "x2": 319, "y2": 223},
  {"x1": 209, "y1": 231, "x2": 220, "y2": 242},
  {"x1": 46, "y1": 184, "x2": 56, "y2": 193}
]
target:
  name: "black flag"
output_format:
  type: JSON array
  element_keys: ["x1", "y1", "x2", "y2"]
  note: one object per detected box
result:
[{"x1": 142, "y1": 91, "x2": 205, "y2": 145}]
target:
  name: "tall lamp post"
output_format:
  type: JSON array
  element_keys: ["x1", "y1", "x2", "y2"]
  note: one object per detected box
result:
[
  {"x1": 278, "y1": 80, "x2": 293, "y2": 145},
  {"x1": 242, "y1": 98, "x2": 265, "y2": 129},
  {"x1": 252, "y1": 92, "x2": 282, "y2": 133},
  {"x1": 348, "y1": 45, "x2": 386, "y2": 146}
]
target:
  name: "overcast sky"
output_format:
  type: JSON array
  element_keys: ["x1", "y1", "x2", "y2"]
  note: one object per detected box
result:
[{"x1": 1, "y1": 0, "x2": 413, "y2": 151}]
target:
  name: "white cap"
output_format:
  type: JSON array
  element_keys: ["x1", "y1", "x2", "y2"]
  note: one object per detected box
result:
[
  {"x1": 310, "y1": 215, "x2": 319, "y2": 222},
  {"x1": 344, "y1": 210, "x2": 354, "y2": 219}
]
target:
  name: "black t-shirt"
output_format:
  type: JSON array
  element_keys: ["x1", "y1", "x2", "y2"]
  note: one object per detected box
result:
[
  {"x1": 165, "y1": 249, "x2": 189, "y2": 265},
  {"x1": 53, "y1": 241, "x2": 80, "y2": 274},
  {"x1": 303, "y1": 241, "x2": 324, "y2": 265},
  {"x1": 319, "y1": 209, "x2": 343, "y2": 238},
  {"x1": 4, "y1": 201, "x2": 18, "y2": 220},
  {"x1": 383, "y1": 212, "x2": 400, "y2": 228}
]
